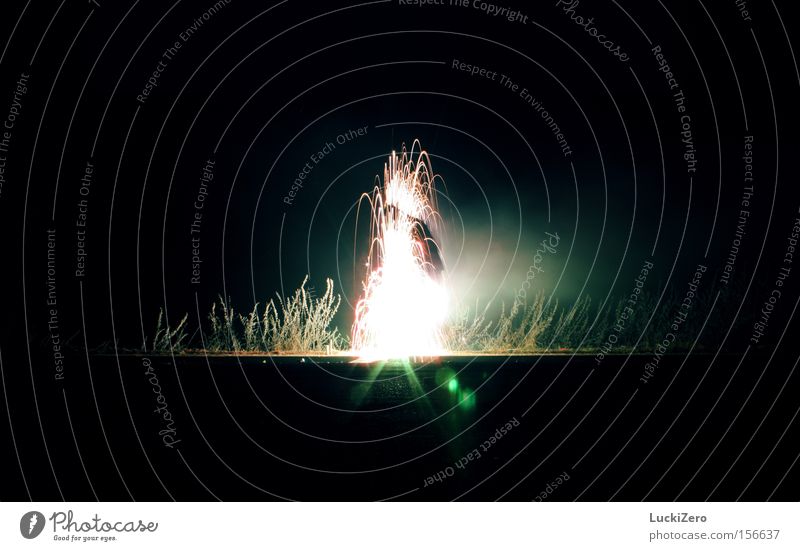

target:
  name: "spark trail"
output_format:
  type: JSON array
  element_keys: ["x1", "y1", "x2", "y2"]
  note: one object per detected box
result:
[{"x1": 351, "y1": 141, "x2": 449, "y2": 360}]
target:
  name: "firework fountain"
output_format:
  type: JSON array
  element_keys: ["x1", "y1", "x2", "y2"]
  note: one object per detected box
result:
[{"x1": 351, "y1": 142, "x2": 450, "y2": 360}]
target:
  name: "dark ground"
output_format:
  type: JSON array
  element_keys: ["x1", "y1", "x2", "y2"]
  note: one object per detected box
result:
[{"x1": 7, "y1": 352, "x2": 794, "y2": 501}]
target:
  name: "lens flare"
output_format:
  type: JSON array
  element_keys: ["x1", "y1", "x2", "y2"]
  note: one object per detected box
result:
[{"x1": 351, "y1": 141, "x2": 449, "y2": 361}]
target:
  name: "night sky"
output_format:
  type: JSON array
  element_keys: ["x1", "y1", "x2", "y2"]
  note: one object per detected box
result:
[{"x1": 1, "y1": 0, "x2": 796, "y2": 340}]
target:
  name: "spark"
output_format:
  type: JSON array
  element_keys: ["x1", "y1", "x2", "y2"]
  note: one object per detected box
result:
[
  {"x1": 351, "y1": 141, "x2": 449, "y2": 361},
  {"x1": 29, "y1": 513, "x2": 38, "y2": 535}
]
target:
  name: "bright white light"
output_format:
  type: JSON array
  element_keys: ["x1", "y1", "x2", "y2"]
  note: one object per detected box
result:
[{"x1": 351, "y1": 142, "x2": 449, "y2": 360}]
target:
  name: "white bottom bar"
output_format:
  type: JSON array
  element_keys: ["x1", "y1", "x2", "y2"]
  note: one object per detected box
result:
[{"x1": 1, "y1": 502, "x2": 797, "y2": 550}]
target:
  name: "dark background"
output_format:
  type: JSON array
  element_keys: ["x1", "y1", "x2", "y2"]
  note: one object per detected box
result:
[{"x1": 0, "y1": 0, "x2": 798, "y2": 500}]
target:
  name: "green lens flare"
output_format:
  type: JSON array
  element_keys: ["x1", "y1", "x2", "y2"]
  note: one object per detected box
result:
[
  {"x1": 458, "y1": 387, "x2": 476, "y2": 411},
  {"x1": 447, "y1": 377, "x2": 459, "y2": 393}
]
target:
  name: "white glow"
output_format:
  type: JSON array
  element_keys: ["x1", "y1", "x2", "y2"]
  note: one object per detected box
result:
[{"x1": 351, "y1": 143, "x2": 449, "y2": 360}]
